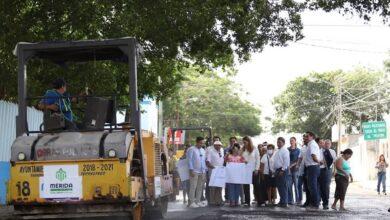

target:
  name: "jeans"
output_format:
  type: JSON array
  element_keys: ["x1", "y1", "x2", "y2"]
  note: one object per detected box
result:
[
  {"x1": 297, "y1": 175, "x2": 304, "y2": 203},
  {"x1": 306, "y1": 165, "x2": 320, "y2": 207},
  {"x1": 275, "y1": 169, "x2": 288, "y2": 205},
  {"x1": 377, "y1": 172, "x2": 387, "y2": 193},
  {"x1": 303, "y1": 168, "x2": 311, "y2": 206},
  {"x1": 228, "y1": 183, "x2": 242, "y2": 204},
  {"x1": 318, "y1": 168, "x2": 332, "y2": 207},
  {"x1": 225, "y1": 183, "x2": 229, "y2": 200},
  {"x1": 288, "y1": 170, "x2": 299, "y2": 204}
]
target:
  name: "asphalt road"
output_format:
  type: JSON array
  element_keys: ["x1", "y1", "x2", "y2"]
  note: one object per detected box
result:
[
  {"x1": 1, "y1": 182, "x2": 388, "y2": 220},
  {"x1": 166, "y1": 182, "x2": 390, "y2": 220}
]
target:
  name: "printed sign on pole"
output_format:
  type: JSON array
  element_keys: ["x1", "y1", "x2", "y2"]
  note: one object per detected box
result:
[
  {"x1": 39, "y1": 165, "x2": 82, "y2": 199},
  {"x1": 169, "y1": 130, "x2": 186, "y2": 145},
  {"x1": 362, "y1": 121, "x2": 387, "y2": 140}
]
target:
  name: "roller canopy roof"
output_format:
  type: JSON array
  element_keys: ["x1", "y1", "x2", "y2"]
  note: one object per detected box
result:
[{"x1": 13, "y1": 37, "x2": 141, "y2": 63}]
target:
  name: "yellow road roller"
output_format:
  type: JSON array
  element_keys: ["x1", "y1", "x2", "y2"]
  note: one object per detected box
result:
[{"x1": 7, "y1": 38, "x2": 172, "y2": 219}]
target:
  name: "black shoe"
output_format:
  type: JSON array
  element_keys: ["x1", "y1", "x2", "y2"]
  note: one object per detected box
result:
[
  {"x1": 277, "y1": 204, "x2": 288, "y2": 208},
  {"x1": 302, "y1": 203, "x2": 309, "y2": 207},
  {"x1": 323, "y1": 206, "x2": 329, "y2": 210}
]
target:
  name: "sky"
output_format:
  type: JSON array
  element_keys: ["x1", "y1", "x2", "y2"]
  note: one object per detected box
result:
[{"x1": 234, "y1": 10, "x2": 390, "y2": 140}]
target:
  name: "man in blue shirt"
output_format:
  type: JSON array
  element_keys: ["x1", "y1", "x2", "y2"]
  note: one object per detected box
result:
[
  {"x1": 287, "y1": 137, "x2": 301, "y2": 205},
  {"x1": 38, "y1": 78, "x2": 77, "y2": 130},
  {"x1": 187, "y1": 136, "x2": 207, "y2": 208}
]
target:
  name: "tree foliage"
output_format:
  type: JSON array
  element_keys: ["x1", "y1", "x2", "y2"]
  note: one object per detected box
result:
[
  {"x1": 163, "y1": 67, "x2": 262, "y2": 142},
  {"x1": 307, "y1": 0, "x2": 390, "y2": 21},
  {"x1": 0, "y1": 0, "x2": 305, "y2": 102},
  {"x1": 272, "y1": 68, "x2": 389, "y2": 138}
]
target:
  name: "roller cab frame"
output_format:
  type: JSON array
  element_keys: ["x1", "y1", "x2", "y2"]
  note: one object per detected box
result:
[
  {"x1": 168, "y1": 126, "x2": 212, "y2": 158},
  {"x1": 8, "y1": 38, "x2": 171, "y2": 219}
]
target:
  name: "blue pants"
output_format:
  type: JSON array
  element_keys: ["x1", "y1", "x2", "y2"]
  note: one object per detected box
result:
[
  {"x1": 275, "y1": 169, "x2": 288, "y2": 205},
  {"x1": 297, "y1": 175, "x2": 304, "y2": 203},
  {"x1": 228, "y1": 183, "x2": 242, "y2": 203},
  {"x1": 377, "y1": 172, "x2": 387, "y2": 193},
  {"x1": 288, "y1": 171, "x2": 299, "y2": 204},
  {"x1": 307, "y1": 165, "x2": 320, "y2": 207},
  {"x1": 318, "y1": 168, "x2": 332, "y2": 207}
]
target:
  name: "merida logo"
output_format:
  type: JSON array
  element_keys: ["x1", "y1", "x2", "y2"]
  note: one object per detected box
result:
[{"x1": 56, "y1": 168, "x2": 67, "y2": 182}]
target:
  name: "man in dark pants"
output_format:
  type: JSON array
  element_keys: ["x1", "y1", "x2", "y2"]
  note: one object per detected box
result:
[
  {"x1": 304, "y1": 132, "x2": 321, "y2": 209},
  {"x1": 273, "y1": 137, "x2": 290, "y2": 207},
  {"x1": 318, "y1": 139, "x2": 336, "y2": 209},
  {"x1": 303, "y1": 167, "x2": 311, "y2": 207}
]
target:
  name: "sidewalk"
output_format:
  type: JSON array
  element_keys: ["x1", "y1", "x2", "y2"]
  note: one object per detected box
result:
[{"x1": 358, "y1": 180, "x2": 390, "y2": 194}]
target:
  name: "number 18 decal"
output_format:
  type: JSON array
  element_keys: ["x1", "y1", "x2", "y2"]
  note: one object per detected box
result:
[{"x1": 16, "y1": 181, "x2": 31, "y2": 197}]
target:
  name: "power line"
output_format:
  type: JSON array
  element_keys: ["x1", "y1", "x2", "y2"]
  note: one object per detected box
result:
[
  {"x1": 304, "y1": 24, "x2": 386, "y2": 28},
  {"x1": 303, "y1": 38, "x2": 383, "y2": 46},
  {"x1": 295, "y1": 42, "x2": 388, "y2": 54}
]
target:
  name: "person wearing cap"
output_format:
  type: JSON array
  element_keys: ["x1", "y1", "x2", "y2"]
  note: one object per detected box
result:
[
  {"x1": 39, "y1": 78, "x2": 74, "y2": 122},
  {"x1": 206, "y1": 140, "x2": 225, "y2": 206}
]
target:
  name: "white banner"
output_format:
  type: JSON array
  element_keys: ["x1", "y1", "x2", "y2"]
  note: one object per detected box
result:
[
  {"x1": 225, "y1": 162, "x2": 254, "y2": 184},
  {"x1": 176, "y1": 159, "x2": 190, "y2": 181},
  {"x1": 39, "y1": 165, "x2": 82, "y2": 199},
  {"x1": 154, "y1": 176, "x2": 161, "y2": 197},
  {"x1": 209, "y1": 166, "x2": 226, "y2": 188}
]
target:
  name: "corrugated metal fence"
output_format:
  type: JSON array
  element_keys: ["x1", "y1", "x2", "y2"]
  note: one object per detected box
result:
[
  {"x1": 0, "y1": 101, "x2": 42, "y2": 204},
  {"x1": 0, "y1": 100, "x2": 43, "y2": 162}
]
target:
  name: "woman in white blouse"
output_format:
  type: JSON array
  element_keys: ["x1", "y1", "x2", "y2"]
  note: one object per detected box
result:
[{"x1": 241, "y1": 136, "x2": 261, "y2": 206}]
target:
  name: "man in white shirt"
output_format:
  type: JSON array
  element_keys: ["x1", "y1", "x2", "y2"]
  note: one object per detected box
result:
[
  {"x1": 318, "y1": 139, "x2": 337, "y2": 209},
  {"x1": 304, "y1": 131, "x2": 321, "y2": 209},
  {"x1": 272, "y1": 137, "x2": 290, "y2": 207},
  {"x1": 206, "y1": 141, "x2": 225, "y2": 206},
  {"x1": 187, "y1": 137, "x2": 207, "y2": 208},
  {"x1": 297, "y1": 134, "x2": 308, "y2": 205},
  {"x1": 204, "y1": 136, "x2": 221, "y2": 203}
]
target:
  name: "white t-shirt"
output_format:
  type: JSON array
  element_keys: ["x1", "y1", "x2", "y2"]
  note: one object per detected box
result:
[
  {"x1": 261, "y1": 154, "x2": 274, "y2": 175},
  {"x1": 272, "y1": 146, "x2": 290, "y2": 171},
  {"x1": 305, "y1": 140, "x2": 321, "y2": 167},
  {"x1": 206, "y1": 146, "x2": 224, "y2": 167},
  {"x1": 242, "y1": 148, "x2": 261, "y2": 171},
  {"x1": 298, "y1": 145, "x2": 307, "y2": 176}
]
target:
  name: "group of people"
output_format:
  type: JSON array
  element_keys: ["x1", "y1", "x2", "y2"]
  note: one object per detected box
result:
[{"x1": 174, "y1": 131, "x2": 355, "y2": 211}]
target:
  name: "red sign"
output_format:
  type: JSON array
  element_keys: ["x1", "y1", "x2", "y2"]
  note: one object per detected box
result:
[{"x1": 169, "y1": 130, "x2": 185, "y2": 145}]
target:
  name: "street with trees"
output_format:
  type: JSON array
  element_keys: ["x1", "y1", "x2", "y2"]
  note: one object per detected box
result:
[
  {"x1": 272, "y1": 67, "x2": 390, "y2": 138},
  {"x1": 163, "y1": 67, "x2": 261, "y2": 142}
]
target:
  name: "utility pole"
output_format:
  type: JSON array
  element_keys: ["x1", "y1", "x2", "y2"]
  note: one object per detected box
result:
[{"x1": 337, "y1": 81, "x2": 342, "y2": 155}]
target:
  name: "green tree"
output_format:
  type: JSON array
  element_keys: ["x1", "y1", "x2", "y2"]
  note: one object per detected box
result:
[
  {"x1": 0, "y1": 0, "x2": 305, "y2": 102},
  {"x1": 272, "y1": 68, "x2": 389, "y2": 138},
  {"x1": 163, "y1": 67, "x2": 261, "y2": 142}
]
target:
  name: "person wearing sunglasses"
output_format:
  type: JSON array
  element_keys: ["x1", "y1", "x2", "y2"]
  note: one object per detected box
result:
[{"x1": 206, "y1": 141, "x2": 225, "y2": 206}]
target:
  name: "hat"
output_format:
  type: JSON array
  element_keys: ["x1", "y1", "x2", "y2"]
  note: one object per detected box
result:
[{"x1": 214, "y1": 141, "x2": 223, "y2": 146}]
